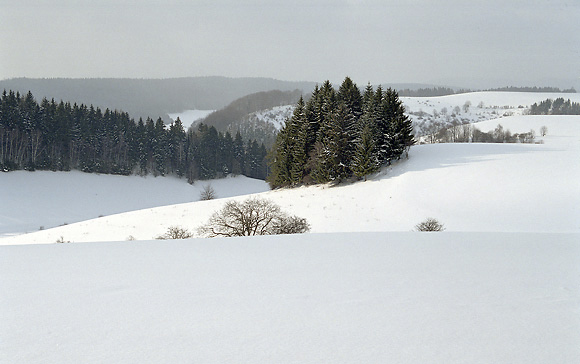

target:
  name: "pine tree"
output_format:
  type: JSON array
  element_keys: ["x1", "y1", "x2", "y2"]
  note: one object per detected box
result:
[
  {"x1": 383, "y1": 88, "x2": 414, "y2": 161},
  {"x1": 288, "y1": 97, "x2": 308, "y2": 185},
  {"x1": 232, "y1": 131, "x2": 245, "y2": 175},
  {"x1": 351, "y1": 118, "x2": 379, "y2": 180}
]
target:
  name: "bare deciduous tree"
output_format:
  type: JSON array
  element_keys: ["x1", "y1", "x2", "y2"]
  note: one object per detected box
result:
[
  {"x1": 198, "y1": 197, "x2": 310, "y2": 237},
  {"x1": 415, "y1": 218, "x2": 445, "y2": 232},
  {"x1": 156, "y1": 226, "x2": 193, "y2": 240},
  {"x1": 540, "y1": 125, "x2": 548, "y2": 136},
  {"x1": 200, "y1": 184, "x2": 217, "y2": 200},
  {"x1": 462, "y1": 100, "x2": 472, "y2": 113}
]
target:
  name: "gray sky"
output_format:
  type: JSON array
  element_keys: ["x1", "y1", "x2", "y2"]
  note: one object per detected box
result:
[{"x1": 1, "y1": 0, "x2": 579, "y2": 88}]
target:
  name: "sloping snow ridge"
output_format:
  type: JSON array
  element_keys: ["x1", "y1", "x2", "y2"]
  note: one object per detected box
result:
[
  {"x1": 1, "y1": 93, "x2": 579, "y2": 364},
  {"x1": 0, "y1": 173, "x2": 269, "y2": 238}
]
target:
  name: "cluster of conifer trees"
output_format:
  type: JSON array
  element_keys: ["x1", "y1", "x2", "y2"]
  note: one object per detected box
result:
[
  {"x1": 268, "y1": 78, "x2": 414, "y2": 188},
  {"x1": 529, "y1": 98, "x2": 580, "y2": 115},
  {"x1": 0, "y1": 90, "x2": 268, "y2": 181}
]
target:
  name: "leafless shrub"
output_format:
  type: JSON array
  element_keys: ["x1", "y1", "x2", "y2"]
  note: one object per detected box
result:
[
  {"x1": 415, "y1": 218, "x2": 445, "y2": 232},
  {"x1": 200, "y1": 184, "x2": 217, "y2": 200},
  {"x1": 198, "y1": 197, "x2": 310, "y2": 238},
  {"x1": 56, "y1": 236, "x2": 71, "y2": 243}
]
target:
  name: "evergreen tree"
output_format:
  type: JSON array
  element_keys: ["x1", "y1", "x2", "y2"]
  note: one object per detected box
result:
[
  {"x1": 351, "y1": 118, "x2": 379, "y2": 180},
  {"x1": 269, "y1": 78, "x2": 414, "y2": 186},
  {"x1": 267, "y1": 123, "x2": 291, "y2": 188},
  {"x1": 288, "y1": 97, "x2": 308, "y2": 185},
  {"x1": 382, "y1": 88, "x2": 414, "y2": 161},
  {"x1": 232, "y1": 131, "x2": 245, "y2": 175}
]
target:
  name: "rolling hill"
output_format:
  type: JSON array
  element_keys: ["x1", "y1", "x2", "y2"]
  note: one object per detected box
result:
[
  {"x1": 1, "y1": 97, "x2": 578, "y2": 364},
  {"x1": 0, "y1": 77, "x2": 316, "y2": 121}
]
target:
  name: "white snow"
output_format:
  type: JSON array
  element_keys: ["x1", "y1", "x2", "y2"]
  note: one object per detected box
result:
[
  {"x1": 248, "y1": 104, "x2": 296, "y2": 130},
  {"x1": 402, "y1": 91, "x2": 580, "y2": 135},
  {"x1": 168, "y1": 109, "x2": 215, "y2": 129},
  {"x1": 1, "y1": 232, "x2": 578, "y2": 363},
  {"x1": 0, "y1": 172, "x2": 269, "y2": 238},
  {"x1": 1, "y1": 92, "x2": 580, "y2": 363}
]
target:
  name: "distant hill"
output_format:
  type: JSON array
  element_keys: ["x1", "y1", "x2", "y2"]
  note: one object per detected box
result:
[
  {"x1": 0, "y1": 77, "x2": 316, "y2": 121},
  {"x1": 202, "y1": 89, "x2": 302, "y2": 131}
]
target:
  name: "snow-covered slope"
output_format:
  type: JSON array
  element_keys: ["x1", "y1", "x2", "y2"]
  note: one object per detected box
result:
[
  {"x1": 402, "y1": 91, "x2": 580, "y2": 135},
  {"x1": 167, "y1": 109, "x2": 215, "y2": 129},
  {"x1": 246, "y1": 104, "x2": 295, "y2": 130},
  {"x1": 2, "y1": 115, "x2": 578, "y2": 245},
  {"x1": 0, "y1": 172, "x2": 269, "y2": 238},
  {"x1": 1, "y1": 232, "x2": 578, "y2": 364}
]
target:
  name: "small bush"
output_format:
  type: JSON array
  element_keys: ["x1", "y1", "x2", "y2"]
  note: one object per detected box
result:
[
  {"x1": 56, "y1": 236, "x2": 71, "y2": 243},
  {"x1": 415, "y1": 218, "x2": 445, "y2": 232},
  {"x1": 272, "y1": 215, "x2": 311, "y2": 235},
  {"x1": 156, "y1": 226, "x2": 194, "y2": 240},
  {"x1": 200, "y1": 184, "x2": 216, "y2": 200}
]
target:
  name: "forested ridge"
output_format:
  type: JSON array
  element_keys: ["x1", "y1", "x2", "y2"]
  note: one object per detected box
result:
[
  {"x1": 0, "y1": 90, "x2": 267, "y2": 181},
  {"x1": 0, "y1": 77, "x2": 316, "y2": 120},
  {"x1": 269, "y1": 77, "x2": 414, "y2": 187}
]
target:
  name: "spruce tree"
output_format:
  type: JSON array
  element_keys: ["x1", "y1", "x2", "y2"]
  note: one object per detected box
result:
[
  {"x1": 351, "y1": 117, "x2": 379, "y2": 180},
  {"x1": 382, "y1": 88, "x2": 414, "y2": 161},
  {"x1": 288, "y1": 97, "x2": 308, "y2": 185}
]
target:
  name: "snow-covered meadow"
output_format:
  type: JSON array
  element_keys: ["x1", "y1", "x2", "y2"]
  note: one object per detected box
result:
[
  {"x1": 1, "y1": 93, "x2": 579, "y2": 363},
  {"x1": 402, "y1": 91, "x2": 580, "y2": 135},
  {"x1": 2, "y1": 232, "x2": 578, "y2": 363},
  {"x1": 167, "y1": 109, "x2": 215, "y2": 129},
  {"x1": 0, "y1": 173, "x2": 269, "y2": 238}
]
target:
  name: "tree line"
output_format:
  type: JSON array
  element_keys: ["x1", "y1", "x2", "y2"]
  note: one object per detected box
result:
[
  {"x1": 268, "y1": 77, "x2": 414, "y2": 188},
  {"x1": 398, "y1": 85, "x2": 577, "y2": 98},
  {"x1": 428, "y1": 123, "x2": 542, "y2": 144},
  {"x1": 484, "y1": 86, "x2": 576, "y2": 93},
  {"x1": 529, "y1": 98, "x2": 580, "y2": 115},
  {"x1": 0, "y1": 90, "x2": 268, "y2": 181}
]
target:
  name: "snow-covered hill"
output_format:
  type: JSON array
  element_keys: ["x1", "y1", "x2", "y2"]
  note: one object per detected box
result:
[
  {"x1": 0, "y1": 173, "x2": 268, "y2": 238},
  {"x1": 245, "y1": 104, "x2": 295, "y2": 130},
  {"x1": 402, "y1": 91, "x2": 580, "y2": 136},
  {"x1": 2, "y1": 115, "x2": 578, "y2": 245},
  {"x1": 170, "y1": 91, "x2": 580, "y2": 140}
]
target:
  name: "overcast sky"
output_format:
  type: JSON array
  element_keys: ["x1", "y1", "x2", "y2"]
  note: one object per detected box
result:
[{"x1": 1, "y1": 0, "x2": 578, "y2": 88}]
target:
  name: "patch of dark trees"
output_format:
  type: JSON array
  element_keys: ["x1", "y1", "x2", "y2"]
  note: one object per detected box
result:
[
  {"x1": 529, "y1": 98, "x2": 580, "y2": 115},
  {"x1": 268, "y1": 78, "x2": 415, "y2": 188},
  {"x1": 0, "y1": 90, "x2": 268, "y2": 181}
]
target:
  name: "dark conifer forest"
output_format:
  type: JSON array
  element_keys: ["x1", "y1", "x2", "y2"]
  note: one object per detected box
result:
[
  {"x1": 529, "y1": 97, "x2": 580, "y2": 115},
  {"x1": 268, "y1": 77, "x2": 414, "y2": 188},
  {"x1": 0, "y1": 90, "x2": 267, "y2": 181}
]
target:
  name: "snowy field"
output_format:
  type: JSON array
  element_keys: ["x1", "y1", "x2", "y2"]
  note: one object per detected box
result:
[
  {"x1": 401, "y1": 91, "x2": 580, "y2": 135},
  {"x1": 167, "y1": 109, "x2": 215, "y2": 129},
  {"x1": 1, "y1": 100, "x2": 579, "y2": 362},
  {"x1": 0, "y1": 173, "x2": 268, "y2": 237},
  {"x1": 1, "y1": 232, "x2": 578, "y2": 363}
]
